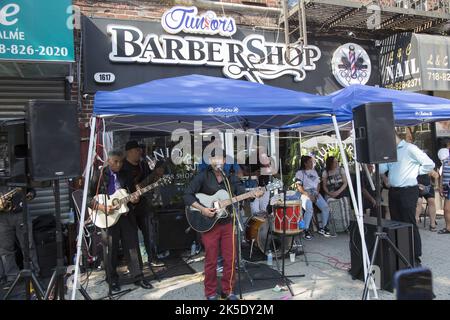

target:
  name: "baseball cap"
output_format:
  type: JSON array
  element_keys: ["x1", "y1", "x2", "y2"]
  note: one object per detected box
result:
[
  {"x1": 438, "y1": 148, "x2": 449, "y2": 161},
  {"x1": 125, "y1": 140, "x2": 140, "y2": 151}
]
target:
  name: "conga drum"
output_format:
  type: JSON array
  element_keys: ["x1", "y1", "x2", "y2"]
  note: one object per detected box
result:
[{"x1": 272, "y1": 200, "x2": 302, "y2": 234}]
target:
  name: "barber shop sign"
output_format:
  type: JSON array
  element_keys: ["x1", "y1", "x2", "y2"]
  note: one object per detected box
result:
[{"x1": 107, "y1": 6, "x2": 321, "y2": 84}]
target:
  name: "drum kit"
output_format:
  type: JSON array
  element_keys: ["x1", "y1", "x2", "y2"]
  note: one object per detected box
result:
[{"x1": 244, "y1": 193, "x2": 303, "y2": 258}]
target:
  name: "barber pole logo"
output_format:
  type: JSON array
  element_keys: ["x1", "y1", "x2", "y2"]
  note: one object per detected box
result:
[{"x1": 332, "y1": 43, "x2": 371, "y2": 87}]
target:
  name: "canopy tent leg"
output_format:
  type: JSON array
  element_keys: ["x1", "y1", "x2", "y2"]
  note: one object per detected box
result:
[
  {"x1": 352, "y1": 126, "x2": 378, "y2": 299},
  {"x1": 331, "y1": 115, "x2": 378, "y2": 299},
  {"x1": 70, "y1": 116, "x2": 97, "y2": 300}
]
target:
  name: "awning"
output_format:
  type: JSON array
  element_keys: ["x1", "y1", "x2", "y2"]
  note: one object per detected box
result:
[{"x1": 381, "y1": 33, "x2": 450, "y2": 91}]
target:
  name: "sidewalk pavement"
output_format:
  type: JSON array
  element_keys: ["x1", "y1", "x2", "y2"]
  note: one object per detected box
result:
[{"x1": 71, "y1": 218, "x2": 450, "y2": 300}]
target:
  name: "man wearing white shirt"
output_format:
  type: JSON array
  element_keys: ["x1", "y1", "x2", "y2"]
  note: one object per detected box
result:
[{"x1": 379, "y1": 133, "x2": 435, "y2": 266}]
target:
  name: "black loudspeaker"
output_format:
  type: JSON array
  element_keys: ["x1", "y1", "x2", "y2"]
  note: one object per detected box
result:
[
  {"x1": 349, "y1": 217, "x2": 414, "y2": 292},
  {"x1": 155, "y1": 210, "x2": 196, "y2": 251},
  {"x1": 26, "y1": 100, "x2": 80, "y2": 181},
  {"x1": 353, "y1": 102, "x2": 397, "y2": 164}
]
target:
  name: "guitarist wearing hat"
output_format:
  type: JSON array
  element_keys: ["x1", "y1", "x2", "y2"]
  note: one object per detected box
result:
[
  {"x1": 184, "y1": 150, "x2": 263, "y2": 300},
  {"x1": 88, "y1": 150, "x2": 153, "y2": 292}
]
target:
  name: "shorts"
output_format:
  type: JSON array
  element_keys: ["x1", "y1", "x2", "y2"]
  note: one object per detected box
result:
[
  {"x1": 443, "y1": 185, "x2": 450, "y2": 200},
  {"x1": 419, "y1": 185, "x2": 435, "y2": 200}
]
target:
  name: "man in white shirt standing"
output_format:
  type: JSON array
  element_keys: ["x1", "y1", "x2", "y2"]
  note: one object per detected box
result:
[{"x1": 379, "y1": 133, "x2": 435, "y2": 267}]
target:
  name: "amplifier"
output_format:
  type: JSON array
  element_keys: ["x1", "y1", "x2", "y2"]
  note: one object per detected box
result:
[
  {"x1": 155, "y1": 209, "x2": 197, "y2": 251},
  {"x1": 349, "y1": 217, "x2": 414, "y2": 292}
]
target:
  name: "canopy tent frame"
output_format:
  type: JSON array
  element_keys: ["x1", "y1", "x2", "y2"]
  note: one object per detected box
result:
[
  {"x1": 69, "y1": 74, "x2": 450, "y2": 300},
  {"x1": 70, "y1": 113, "x2": 378, "y2": 300}
]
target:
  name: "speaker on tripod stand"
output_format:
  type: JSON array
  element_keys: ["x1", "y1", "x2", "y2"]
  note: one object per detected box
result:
[
  {"x1": 352, "y1": 102, "x2": 415, "y2": 300},
  {"x1": 26, "y1": 100, "x2": 81, "y2": 300}
]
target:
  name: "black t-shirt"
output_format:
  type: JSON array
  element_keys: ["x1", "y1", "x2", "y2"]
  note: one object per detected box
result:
[
  {"x1": 184, "y1": 166, "x2": 245, "y2": 224},
  {"x1": 121, "y1": 159, "x2": 151, "y2": 193},
  {"x1": 120, "y1": 159, "x2": 152, "y2": 214}
]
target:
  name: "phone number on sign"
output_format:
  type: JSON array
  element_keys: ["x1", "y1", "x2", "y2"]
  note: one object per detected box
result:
[
  {"x1": 428, "y1": 72, "x2": 450, "y2": 82},
  {"x1": 384, "y1": 78, "x2": 421, "y2": 90},
  {"x1": 0, "y1": 44, "x2": 69, "y2": 57}
]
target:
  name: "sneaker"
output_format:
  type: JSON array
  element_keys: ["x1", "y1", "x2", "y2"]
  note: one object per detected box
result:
[
  {"x1": 157, "y1": 250, "x2": 170, "y2": 259},
  {"x1": 207, "y1": 294, "x2": 218, "y2": 300},
  {"x1": 149, "y1": 259, "x2": 165, "y2": 267},
  {"x1": 135, "y1": 279, "x2": 153, "y2": 290},
  {"x1": 303, "y1": 230, "x2": 313, "y2": 240},
  {"x1": 318, "y1": 228, "x2": 331, "y2": 237},
  {"x1": 227, "y1": 293, "x2": 239, "y2": 300}
]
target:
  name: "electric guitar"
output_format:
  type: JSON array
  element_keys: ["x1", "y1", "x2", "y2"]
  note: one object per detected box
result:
[
  {"x1": 186, "y1": 179, "x2": 282, "y2": 233},
  {"x1": 89, "y1": 176, "x2": 172, "y2": 228}
]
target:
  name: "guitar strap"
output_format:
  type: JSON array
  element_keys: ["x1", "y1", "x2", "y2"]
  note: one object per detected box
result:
[{"x1": 266, "y1": 174, "x2": 274, "y2": 215}]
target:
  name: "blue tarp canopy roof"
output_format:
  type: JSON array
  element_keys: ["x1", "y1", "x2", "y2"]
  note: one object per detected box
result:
[
  {"x1": 94, "y1": 75, "x2": 450, "y2": 132},
  {"x1": 289, "y1": 85, "x2": 450, "y2": 129},
  {"x1": 93, "y1": 74, "x2": 332, "y2": 132}
]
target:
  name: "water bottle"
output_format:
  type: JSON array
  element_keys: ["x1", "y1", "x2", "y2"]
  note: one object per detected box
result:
[
  {"x1": 298, "y1": 219, "x2": 305, "y2": 230},
  {"x1": 191, "y1": 241, "x2": 197, "y2": 256},
  {"x1": 267, "y1": 250, "x2": 273, "y2": 266}
]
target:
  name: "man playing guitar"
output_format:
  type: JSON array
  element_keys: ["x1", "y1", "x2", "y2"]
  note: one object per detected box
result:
[
  {"x1": 88, "y1": 150, "x2": 152, "y2": 292},
  {"x1": 184, "y1": 150, "x2": 263, "y2": 300}
]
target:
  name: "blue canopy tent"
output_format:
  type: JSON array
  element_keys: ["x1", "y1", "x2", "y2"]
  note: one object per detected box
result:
[
  {"x1": 286, "y1": 84, "x2": 450, "y2": 130},
  {"x1": 73, "y1": 76, "x2": 450, "y2": 299},
  {"x1": 93, "y1": 74, "x2": 333, "y2": 132},
  {"x1": 73, "y1": 75, "x2": 362, "y2": 299}
]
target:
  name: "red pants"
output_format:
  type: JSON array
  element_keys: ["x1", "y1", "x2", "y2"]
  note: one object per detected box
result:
[{"x1": 201, "y1": 222, "x2": 236, "y2": 298}]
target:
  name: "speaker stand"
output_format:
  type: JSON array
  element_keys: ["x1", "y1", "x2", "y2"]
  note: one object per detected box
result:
[
  {"x1": 361, "y1": 163, "x2": 413, "y2": 300},
  {"x1": 3, "y1": 186, "x2": 45, "y2": 300},
  {"x1": 44, "y1": 180, "x2": 70, "y2": 299}
]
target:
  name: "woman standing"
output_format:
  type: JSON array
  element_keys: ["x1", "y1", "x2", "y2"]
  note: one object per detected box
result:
[{"x1": 438, "y1": 148, "x2": 450, "y2": 234}]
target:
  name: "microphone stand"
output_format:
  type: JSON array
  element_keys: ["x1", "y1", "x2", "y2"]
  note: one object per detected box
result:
[{"x1": 250, "y1": 158, "x2": 305, "y2": 297}]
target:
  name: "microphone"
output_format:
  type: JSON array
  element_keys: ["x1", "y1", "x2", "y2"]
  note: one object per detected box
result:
[{"x1": 215, "y1": 163, "x2": 225, "y2": 175}]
